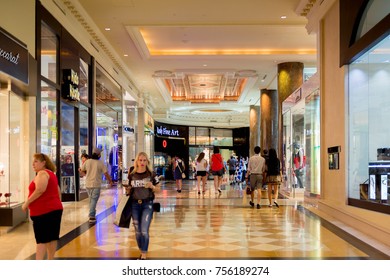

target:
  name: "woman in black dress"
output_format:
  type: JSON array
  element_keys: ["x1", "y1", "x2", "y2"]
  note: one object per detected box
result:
[{"x1": 265, "y1": 148, "x2": 282, "y2": 208}]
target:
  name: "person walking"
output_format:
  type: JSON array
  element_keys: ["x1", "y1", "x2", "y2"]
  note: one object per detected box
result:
[
  {"x1": 173, "y1": 155, "x2": 185, "y2": 193},
  {"x1": 126, "y1": 152, "x2": 161, "y2": 260},
  {"x1": 80, "y1": 147, "x2": 113, "y2": 224},
  {"x1": 227, "y1": 155, "x2": 237, "y2": 184},
  {"x1": 246, "y1": 146, "x2": 266, "y2": 209},
  {"x1": 210, "y1": 146, "x2": 224, "y2": 194},
  {"x1": 22, "y1": 153, "x2": 63, "y2": 260},
  {"x1": 195, "y1": 152, "x2": 208, "y2": 195},
  {"x1": 265, "y1": 148, "x2": 282, "y2": 208}
]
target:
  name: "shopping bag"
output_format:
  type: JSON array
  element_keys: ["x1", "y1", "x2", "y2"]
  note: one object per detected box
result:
[
  {"x1": 222, "y1": 174, "x2": 229, "y2": 185},
  {"x1": 114, "y1": 194, "x2": 132, "y2": 228}
]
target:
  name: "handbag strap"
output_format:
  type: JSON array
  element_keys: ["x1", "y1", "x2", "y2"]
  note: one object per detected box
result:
[{"x1": 176, "y1": 161, "x2": 183, "y2": 173}]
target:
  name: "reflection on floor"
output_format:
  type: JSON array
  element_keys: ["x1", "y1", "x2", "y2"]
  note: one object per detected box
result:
[{"x1": 0, "y1": 180, "x2": 389, "y2": 260}]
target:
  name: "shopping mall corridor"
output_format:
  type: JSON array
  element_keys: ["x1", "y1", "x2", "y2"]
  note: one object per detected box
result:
[{"x1": 0, "y1": 180, "x2": 389, "y2": 260}]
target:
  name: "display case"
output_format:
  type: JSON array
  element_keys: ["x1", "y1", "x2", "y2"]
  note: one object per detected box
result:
[{"x1": 368, "y1": 161, "x2": 390, "y2": 203}]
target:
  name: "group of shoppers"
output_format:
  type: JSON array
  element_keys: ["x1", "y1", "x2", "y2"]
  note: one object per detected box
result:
[
  {"x1": 173, "y1": 146, "x2": 226, "y2": 196},
  {"x1": 22, "y1": 144, "x2": 281, "y2": 260},
  {"x1": 246, "y1": 146, "x2": 282, "y2": 209}
]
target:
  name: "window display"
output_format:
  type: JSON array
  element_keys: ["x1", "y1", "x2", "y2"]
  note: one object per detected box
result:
[
  {"x1": 348, "y1": 34, "x2": 390, "y2": 208},
  {"x1": 0, "y1": 89, "x2": 28, "y2": 208}
]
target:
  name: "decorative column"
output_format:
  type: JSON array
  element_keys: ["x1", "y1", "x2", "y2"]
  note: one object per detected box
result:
[
  {"x1": 249, "y1": 105, "x2": 260, "y2": 157},
  {"x1": 277, "y1": 62, "x2": 304, "y2": 157},
  {"x1": 260, "y1": 89, "x2": 278, "y2": 153}
]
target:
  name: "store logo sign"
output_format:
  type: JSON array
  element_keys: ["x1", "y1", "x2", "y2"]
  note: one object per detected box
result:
[
  {"x1": 156, "y1": 126, "x2": 180, "y2": 137},
  {"x1": 124, "y1": 126, "x2": 134, "y2": 133},
  {"x1": 0, "y1": 28, "x2": 28, "y2": 84}
]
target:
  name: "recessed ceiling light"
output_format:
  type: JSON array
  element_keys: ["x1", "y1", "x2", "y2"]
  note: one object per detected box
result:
[
  {"x1": 281, "y1": 15, "x2": 287, "y2": 19},
  {"x1": 105, "y1": 27, "x2": 111, "y2": 31},
  {"x1": 203, "y1": 64, "x2": 208, "y2": 67},
  {"x1": 124, "y1": 54, "x2": 128, "y2": 57}
]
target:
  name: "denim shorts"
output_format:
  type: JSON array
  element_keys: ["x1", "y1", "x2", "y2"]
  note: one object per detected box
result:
[{"x1": 212, "y1": 168, "x2": 224, "y2": 177}]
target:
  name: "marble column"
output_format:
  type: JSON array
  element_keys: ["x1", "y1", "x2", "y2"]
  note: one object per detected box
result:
[
  {"x1": 277, "y1": 62, "x2": 304, "y2": 101},
  {"x1": 260, "y1": 89, "x2": 278, "y2": 154},
  {"x1": 277, "y1": 62, "x2": 304, "y2": 157},
  {"x1": 249, "y1": 105, "x2": 260, "y2": 157}
]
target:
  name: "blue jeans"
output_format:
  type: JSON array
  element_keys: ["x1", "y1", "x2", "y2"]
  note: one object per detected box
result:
[
  {"x1": 87, "y1": 188, "x2": 101, "y2": 218},
  {"x1": 131, "y1": 200, "x2": 154, "y2": 253}
]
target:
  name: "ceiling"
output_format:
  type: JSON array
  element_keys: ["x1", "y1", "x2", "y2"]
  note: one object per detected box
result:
[{"x1": 63, "y1": 0, "x2": 318, "y2": 128}]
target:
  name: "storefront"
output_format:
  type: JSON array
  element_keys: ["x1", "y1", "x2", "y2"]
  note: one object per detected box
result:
[
  {"x1": 95, "y1": 65, "x2": 123, "y2": 184},
  {"x1": 0, "y1": 27, "x2": 32, "y2": 226},
  {"x1": 281, "y1": 73, "x2": 320, "y2": 200},
  {"x1": 154, "y1": 122, "x2": 249, "y2": 180},
  {"x1": 38, "y1": 6, "x2": 94, "y2": 201},
  {"x1": 346, "y1": 1, "x2": 390, "y2": 214},
  {"x1": 154, "y1": 122, "x2": 188, "y2": 180}
]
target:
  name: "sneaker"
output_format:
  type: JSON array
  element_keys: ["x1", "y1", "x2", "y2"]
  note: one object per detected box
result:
[
  {"x1": 89, "y1": 217, "x2": 96, "y2": 224},
  {"x1": 256, "y1": 204, "x2": 261, "y2": 209},
  {"x1": 249, "y1": 201, "x2": 254, "y2": 207}
]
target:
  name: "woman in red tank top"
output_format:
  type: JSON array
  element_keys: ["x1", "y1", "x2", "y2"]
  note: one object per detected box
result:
[
  {"x1": 210, "y1": 146, "x2": 224, "y2": 194},
  {"x1": 22, "y1": 153, "x2": 63, "y2": 260}
]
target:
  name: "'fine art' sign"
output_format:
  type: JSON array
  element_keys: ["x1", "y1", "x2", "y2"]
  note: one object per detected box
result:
[{"x1": 156, "y1": 125, "x2": 180, "y2": 137}]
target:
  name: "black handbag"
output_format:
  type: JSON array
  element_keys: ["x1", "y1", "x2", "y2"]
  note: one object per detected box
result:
[{"x1": 153, "y1": 202, "x2": 161, "y2": 212}]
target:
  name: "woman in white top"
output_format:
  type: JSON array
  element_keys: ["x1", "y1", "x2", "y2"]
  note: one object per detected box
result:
[{"x1": 196, "y1": 152, "x2": 208, "y2": 195}]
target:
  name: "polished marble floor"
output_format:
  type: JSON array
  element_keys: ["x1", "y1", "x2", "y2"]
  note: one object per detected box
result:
[{"x1": 0, "y1": 180, "x2": 389, "y2": 260}]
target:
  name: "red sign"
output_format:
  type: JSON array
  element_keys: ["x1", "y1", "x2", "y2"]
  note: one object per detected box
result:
[{"x1": 162, "y1": 140, "x2": 167, "y2": 148}]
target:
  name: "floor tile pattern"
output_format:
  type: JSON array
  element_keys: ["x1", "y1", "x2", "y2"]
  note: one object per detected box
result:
[{"x1": 0, "y1": 180, "x2": 388, "y2": 260}]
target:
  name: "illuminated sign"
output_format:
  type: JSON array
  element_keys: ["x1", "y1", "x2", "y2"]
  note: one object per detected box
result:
[
  {"x1": 162, "y1": 140, "x2": 167, "y2": 148},
  {"x1": 156, "y1": 126, "x2": 180, "y2": 137},
  {"x1": 123, "y1": 126, "x2": 134, "y2": 133},
  {"x1": 62, "y1": 69, "x2": 80, "y2": 101}
]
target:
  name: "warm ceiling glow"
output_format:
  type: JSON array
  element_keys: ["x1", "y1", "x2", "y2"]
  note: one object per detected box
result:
[{"x1": 148, "y1": 49, "x2": 316, "y2": 56}]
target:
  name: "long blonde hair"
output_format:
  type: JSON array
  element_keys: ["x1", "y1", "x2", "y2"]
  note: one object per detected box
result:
[
  {"x1": 34, "y1": 153, "x2": 56, "y2": 172},
  {"x1": 131, "y1": 152, "x2": 152, "y2": 174}
]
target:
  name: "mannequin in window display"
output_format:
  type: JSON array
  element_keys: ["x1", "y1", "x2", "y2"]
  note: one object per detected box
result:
[{"x1": 293, "y1": 143, "x2": 305, "y2": 188}]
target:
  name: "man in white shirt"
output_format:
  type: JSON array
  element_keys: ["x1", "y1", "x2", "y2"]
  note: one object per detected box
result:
[
  {"x1": 246, "y1": 146, "x2": 266, "y2": 209},
  {"x1": 80, "y1": 147, "x2": 113, "y2": 223}
]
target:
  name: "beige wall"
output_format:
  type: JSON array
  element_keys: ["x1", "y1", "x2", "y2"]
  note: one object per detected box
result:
[
  {"x1": 0, "y1": 0, "x2": 36, "y2": 56},
  {"x1": 319, "y1": 0, "x2": 390, "y2": 246}
]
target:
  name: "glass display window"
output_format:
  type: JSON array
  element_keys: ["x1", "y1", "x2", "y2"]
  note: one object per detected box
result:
[
  {"x1": 210, "y1": 128, "x2": 233, "y2": 146},
  {"x1": 41, "y1": 21, "x2": 58, "y2": 84},
  {"x1": 348, "y1": 34, "x2": 390, "y2": 208},
  {"x1": 0, "y1": 88, "x2": 28, "y2": 208},
  {"x1": 96, "y1": 65, "x2": 122, "y2": 183},
  {"x1": 79, "y1": 58, "x2": 89, "y2": 103},
  {"x1": 60, "y1": 103, "x2": 75, "y2": 195}
]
